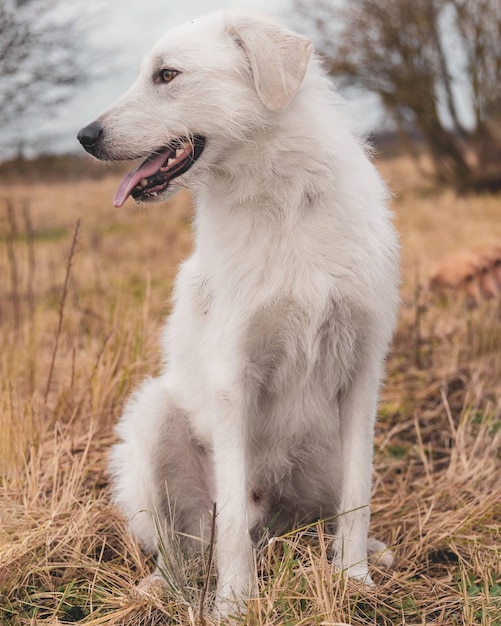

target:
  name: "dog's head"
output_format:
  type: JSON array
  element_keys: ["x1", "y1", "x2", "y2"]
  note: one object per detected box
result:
[{"x1": 77, "y1": 12, "x2": 312, "y2": 207}]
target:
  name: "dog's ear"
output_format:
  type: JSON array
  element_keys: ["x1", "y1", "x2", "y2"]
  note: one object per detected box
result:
[{"x1": 227, "y1": 14, "x2": 313, "y2": 111}]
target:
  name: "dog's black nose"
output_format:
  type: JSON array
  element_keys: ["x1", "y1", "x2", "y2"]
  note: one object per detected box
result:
[{"x1": 77, "y1": 122, "x2": 103, "y2": 152}]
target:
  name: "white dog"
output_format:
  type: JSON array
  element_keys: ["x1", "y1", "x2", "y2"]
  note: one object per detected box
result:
[{"x1": 78, "y1": 11, "x2": 400, "y2": 616}]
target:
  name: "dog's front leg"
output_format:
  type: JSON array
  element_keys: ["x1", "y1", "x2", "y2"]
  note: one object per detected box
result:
[
  {"x1": 210, "y1": 384, "x2": 255, "y2": 617},
  {"x1": 333, "y1": 352, "x2": 383, "y2": 585}
]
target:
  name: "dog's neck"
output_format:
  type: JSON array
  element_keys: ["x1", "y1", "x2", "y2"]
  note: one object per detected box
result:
[{"x1": 196, "y1": 117, "x2": 335, "y2": 222}]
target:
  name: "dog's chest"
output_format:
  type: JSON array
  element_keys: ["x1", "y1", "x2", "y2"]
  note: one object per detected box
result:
[{"x1": 165, "y1": 256, "x2": 360, "y2": 445}]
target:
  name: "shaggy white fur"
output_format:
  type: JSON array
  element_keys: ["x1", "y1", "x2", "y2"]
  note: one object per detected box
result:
[{"x1": 78, "y1": 11, "x2": 400, "y2": 617}]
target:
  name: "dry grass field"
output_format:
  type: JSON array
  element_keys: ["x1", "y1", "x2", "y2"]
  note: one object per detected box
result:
[{"x1": 0, "y1": 155, "x2": 500, "y2": 625}]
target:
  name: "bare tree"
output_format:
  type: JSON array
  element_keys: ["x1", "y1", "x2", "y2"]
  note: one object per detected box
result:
[
  {"x1": 452, "y1": 0, "x2": 501, "y2": 162},
  {"x1": 291, "y1": 0, "x2": 501, "y2": 190},
  {"x1": 0, "y1": 0, "x2": 103, "y2": 156}
]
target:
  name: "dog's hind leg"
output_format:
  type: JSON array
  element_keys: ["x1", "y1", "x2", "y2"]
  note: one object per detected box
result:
[{"x1": 109, "y1": 376, "x2": 214, "y2": 561}]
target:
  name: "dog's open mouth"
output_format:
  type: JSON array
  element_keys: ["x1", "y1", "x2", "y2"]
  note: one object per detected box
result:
[{"x1": 113, "y1": 135, "x2": 206, "y2": 207}]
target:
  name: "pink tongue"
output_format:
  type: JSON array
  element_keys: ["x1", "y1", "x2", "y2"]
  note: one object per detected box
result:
[{"x1": 113, "y1": 151, "x2": 170, "y2": 207}]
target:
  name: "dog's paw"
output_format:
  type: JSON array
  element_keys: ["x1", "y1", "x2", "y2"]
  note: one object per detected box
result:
[
  {"x1": 214, "y1": 578, "x2": 253, "y2": 620},
  {"x1": 213, "y1": 595, "x2": 248, "y2": 621},
  {"x1": 344, "y1": 566, "x2": 374, "y2": 587},
  {"x1": 367, "y1": 537, "x2": 395, "y2": 570},
  {"x1": 130, "y1": 571, "x2": 167, "y2": 600}
]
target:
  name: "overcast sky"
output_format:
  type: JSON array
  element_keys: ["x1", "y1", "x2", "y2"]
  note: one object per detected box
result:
[{"x1": 5, "y1": 0, "x2": 383, "y2": 158}]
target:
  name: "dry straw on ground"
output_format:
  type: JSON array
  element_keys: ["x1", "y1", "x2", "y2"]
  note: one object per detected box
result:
[{"x1": 0, "y1": 158, "x2": 500, "y2": 625}]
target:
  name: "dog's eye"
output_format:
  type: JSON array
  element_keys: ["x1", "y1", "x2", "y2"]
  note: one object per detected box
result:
[{"x1": 159, "y1": 69, "x2": 179, "y2": 83}]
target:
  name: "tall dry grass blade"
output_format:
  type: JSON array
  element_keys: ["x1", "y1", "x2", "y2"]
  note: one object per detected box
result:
[
  {"x1": 412, "y1": 269, "x2": 426, "y2": 370},
  {"x1": 198, "y1": 502, "x2": 216, "y2": 624},
  {"x1": 43, "y1": 218, "x2": 81, "y2": 407},
  {"x1": 22, "y1": 198, "x2": 36, "y2": 320},
  {"x1": 5, "y1": 198, "x2": 20, "y2": 331},
  {"x1": 22, "y1": 198, "x2": 37, "y2": 394}
]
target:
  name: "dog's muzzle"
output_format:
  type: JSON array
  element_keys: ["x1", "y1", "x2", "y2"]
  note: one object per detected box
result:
[{"x1": 76, "y1": 120, "x2": 206, "y2": 207}]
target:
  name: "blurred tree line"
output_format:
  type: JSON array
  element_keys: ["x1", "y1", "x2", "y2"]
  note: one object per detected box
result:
[{"x1": 292, "y1": 0, "x2": 501, "y2": 191}]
